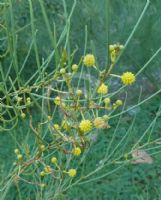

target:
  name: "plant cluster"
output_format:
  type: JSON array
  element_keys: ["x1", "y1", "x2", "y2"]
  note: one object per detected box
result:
[{"x1": 1, "y1": 43, "x2": 137, "y2": 189}]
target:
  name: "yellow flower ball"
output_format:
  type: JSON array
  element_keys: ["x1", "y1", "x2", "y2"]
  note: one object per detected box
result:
[
  {"x1": 97, "y1": 83, "x2": 108, "y2": 94},
  {"x1": 40, "y1": 145, "x2": 45, "y2": 152},
  {"x1": 72, "y1": 64, "x2": 79, "y2": 72},
  {"x1": 72, "y1": 147, "x2": 81, "y2": 156},
  {"x1": 60, "y1": 68, "x2": 66, "y2": 74},
  {"x1": 93, "y1": 117, "x2": 105, "y2": 129},
  {"x1": 115, "y1": 100, "x2": 123, "y2": 106},
  {"x1": 83, "y1": 54, "x2": 95, "y2": 67},
  {"x1": 51, "y1": 157, "x2": 57, "y2": 164},
  {"x1": 47, "y1": 115, "x2": 52, "y2": 121},
  {"x1": 44, "y1": 166, "x2": 52, "y2": 173},
  {"x1": 79, "y1": 120, "x2": 92, "y2": 133},
  {"x1": 121, "y1": 72, "x2": 135, "y2": 85},
  {"x1": 26, "y1": 97, "x2": 31, "y2": 104},
  {"x1": 40, "y1": 171, "x2": 46, "y2": 177},
  {"x1": 76, "y1": 89, "x2": 82, "y2": 96},
  {"x1": 53, "y1": 124, "x2": 60, "y2": 130},
  {"x1": 21, "y1": 112, "x2": 26, "y2": 119},
  {"x1": 17, "y1": 154, "x2": 23, "y2": 160},
  {"x1": 54, "y1": 96, "x2": 61, "y2": 105},
  {"x1": 103, "y1": 98, "x2": 111, "y2": 104},
  {"x1": 68, "y1": 169, "x2": 77, "y2": 177}
]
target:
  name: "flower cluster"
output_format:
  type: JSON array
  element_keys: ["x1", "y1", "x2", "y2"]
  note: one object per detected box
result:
[
  {"x1": 109, "y1": 44, "x2": 124, "y2": 63},
  {"x1": 12, "y1": 43, "x2": 137, "y2": 186}
]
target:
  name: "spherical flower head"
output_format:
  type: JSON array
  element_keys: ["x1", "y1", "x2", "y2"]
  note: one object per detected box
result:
[
  {"x1": 26, "y1": 97, "x2": 31, "y2": 104},
  {"x1": 61, "y1": 120, "x2": 70, "y2": 130},
  {"x1": 21, "y1": 112, "x2": 26, "y2": 119},
  {"x1": 68, "y1": 169, "x2": 77, "y2": 177},
  {"x1": 72, "y1": 147, "x2": 81, "y2": 156},
  {"x1": 44, "y1": 166, "x2": 52, "y2": 174},
  {"x1": 47, "y1": 115, "x2": 52, "y2": 121},
  {"x1": 40, "y1": 171, "x2": 45, "y2": 177},
  {"x1": 76, "y1": 89, "x2": 82, "y2": 96},
  {"x1": 14, "y1": 149, "x2": 19, "y2": 155},
  {"x1": 40, "y1": 144, "x2": 45, "y2": 152},
  {"x1": 109, "y1": 44, "x2": 115, "y2": 52},
  {"x1": 83, "y1": 54, "x2": 95, "y2": 67},
  {"x1": 103, "y1": 97, "x2": 111, "y2": 104},
  {"x1": 60, "y1": 68, "x2": 66, "y2": 74},
  {"x1": 121, "y1": 72, "x2": 135, "y2": 85},
  {"x1": 51, "y1": 157, "x2": 57, "y2": 164},
  {"x1": 79, "y1": 120, "x2": 92, "y2": 134},
  {"x1": 54, "y1": 96, "x2": 61, "y2": 105},
  {"x1": 112, "y1": 103, "x2": 117, "y2": 110},
  {"x1": 53, "y1": 124, "x2": 60, "y2": 131},
  {"x1": 93, "y1": 117, "x2": 105, "y2": 129},
  {"x1": 17, "y1": 154, "x2": 23, "y2": 160},
  {"x1": 97, "y1": 83, "x2": 108, "y2": 94},
  {"x1": 116, "y1": 99, "x2": 123, "y2": 106},
  {"x1": 72, "y1": 64, "x2": 79, "y2": 72}
]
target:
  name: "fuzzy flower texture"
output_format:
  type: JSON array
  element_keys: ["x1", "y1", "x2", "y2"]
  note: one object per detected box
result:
[
  {"x1": 121, "y1": 72, "x2": 135, "y2": 85},
  {"x1": 97, "y1": 83, "x2": 108, "y2": 94},
  {"x1": 94, "y1": 117, "x2": 105, "y2": 129},
  {"x1": 79, "y1": 120, "x2": 92, "y2": 133},
  {"x1": 83, "y1": 54, "x2": 95, "y2": 67},
  {"x1": 72, "y1": 147, "x2": 81, "y2": 156},
  {"x1": 68, "y1": 169, "x2": 77, "y2": 177}
]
